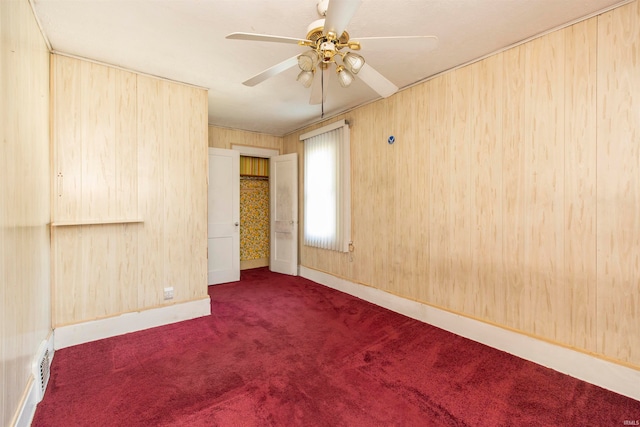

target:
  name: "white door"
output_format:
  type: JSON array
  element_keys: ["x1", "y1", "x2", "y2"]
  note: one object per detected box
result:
[
  {"x1": 208, "y1": 148, "x2": 240, "y2": 284},
  {"x1": 270, "y1": 153, "x2": 298, "y2": 275}
]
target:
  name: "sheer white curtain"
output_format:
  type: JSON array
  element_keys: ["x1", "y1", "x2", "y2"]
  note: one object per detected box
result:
[{"x1": 302, "y1": 120, "x2": 350, "y2": 252}]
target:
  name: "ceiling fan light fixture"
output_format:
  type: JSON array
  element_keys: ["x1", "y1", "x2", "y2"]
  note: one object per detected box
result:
[
  {"x1": 297, "y1": 70, "x2": 315, "y2": 88},
  {"x1": 298, "y1": 51, "x2": 319, "y2": 72},
  {"x1": 343, "y1": 52, "x2": 365, "y2": 74},
  {"x1": 336, "y1": 65, "x2": 354, "y2": 88}
]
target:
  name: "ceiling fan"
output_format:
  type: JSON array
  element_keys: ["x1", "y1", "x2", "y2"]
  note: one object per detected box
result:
[{"x1": 226, "y1": 0, "x2": 438, "y2": 105}]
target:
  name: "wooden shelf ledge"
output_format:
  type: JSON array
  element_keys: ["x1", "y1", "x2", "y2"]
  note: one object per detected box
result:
[{"x1": 51, "y1": 218, "x2": 144, "y2": 227}]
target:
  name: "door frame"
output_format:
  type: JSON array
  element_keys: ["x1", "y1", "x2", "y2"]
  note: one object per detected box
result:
[
  {"x1": 231, "y1": 145, "x2": 281, "y2": 271},
  {"x1": 231, "y1": 145, "x2": 280, "y2": 158}
]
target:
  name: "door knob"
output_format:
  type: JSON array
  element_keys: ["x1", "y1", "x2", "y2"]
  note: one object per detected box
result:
[{"x1": 234, "y1": 222, "x2": 239, "y2": 226}]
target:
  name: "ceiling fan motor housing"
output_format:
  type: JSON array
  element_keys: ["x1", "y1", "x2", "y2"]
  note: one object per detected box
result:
[{"x1": 306, "y1": 19, "x2": 350, "y2": 45}]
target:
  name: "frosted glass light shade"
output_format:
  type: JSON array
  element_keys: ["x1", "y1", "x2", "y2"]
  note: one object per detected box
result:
[
  {"x1": 297, "y1": 70, "x2": 315, "y2": 88},
  {"x1": 343, "y1": 52, "x2": 365, "y2": 74},
  {"x1": 336, "y1": 66, "x2": 354, "y2": 88},
  {"x1": 298, "y1": 51, "x2": 319, "y2": 72}
]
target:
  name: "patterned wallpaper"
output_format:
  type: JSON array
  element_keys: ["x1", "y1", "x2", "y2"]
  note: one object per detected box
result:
[{"x1": 240, "y1": 177, "x2": 270, "y2": 261}]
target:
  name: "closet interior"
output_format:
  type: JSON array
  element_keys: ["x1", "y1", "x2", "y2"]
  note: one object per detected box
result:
[{"x1": 240, "y1": 156, "x2": 270, "y2": 270}]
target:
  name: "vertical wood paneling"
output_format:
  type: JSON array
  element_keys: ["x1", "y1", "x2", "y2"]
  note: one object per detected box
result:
[
  {"x1": 523, "y1": 31, "x2": 565, "y2": 340},
  {"x1": 597, "y1": 1, "x2": 640, "y2": 364},
  {"x1": 51, "y1": 227, "x2": 82, "y2": 324},
  {"x1": 52, "y1": 57, "x2": 140, "y2": 325},
  {"x1": 501, "y1": 46, "x2": 527, "y2": 331},
  {"x1": 137, "y1": 75, "x2": 165, "y2": 307},
  {"x1": 346, "y1": 108, "x2": 373, "y2": 285},
  {"x1": 82, "y1": 62, "x2": 115, "y2": 219},
  {"x1": 1, "y1": 1, "x2": 51, "y2": 424},
  {"x1": 114, "y1": 72, "x2": 139, "y2": 312},
  {"x1": 208, "y1": 126, "x2": 283, "y2": 151},
  {"x1": 412, "y1": 84, "x2": 431, "y2": 302},
  {"x1": 353, "y1": 102, "x2": 391, "y2": 289},
  {"x1": 187, "y1": 88, "x2": 209, "y2": 299},
  {"x1": 2, "y1": 11, "x2": 10, "y2": 421},
  {"x1": 391, "y1": 86, "x2": 430, "y2": 298},
  {"x1": 389, "y1": 90, "x2": 409, "y2": 295},
  {"x1": 163, "y1": 82, "x2": 188, "y2": 301},
  {"x1": 115, "y1": 71, "x2": 138, "y2": 218},
  {"x1": 427, "y1": 74, "x2": 452, "y2": 307},
  {"x1": 52, "y1": 56, "x2": 139, "y2": 223},
  {"x1": 117, "y1": 223, "x2": 138, "y2": 312},
  {"x1": 52, "y1": 57, "x2": 208, "y2": 326},
  {"x1": 52, "y1": 55, "x2": 82, "y2": 222},
  {"x1": 82, "y1": 225, "x2": 114, "y2": 317},
  {"x1": 470, "y1": 55, "x2": 504, "y2": 321},
  {"x1": 293, "y1": 1, "x2": 640, "y2": 369},
  {"x1": 564, "y1": 19, "x2": 598, "y2": 352},
  {"x1": 378, "y1": 98, "x2": 396, "y2": 293},
  {"x1": 448, "y1": 66, "x2": 472, "y2": 313}
]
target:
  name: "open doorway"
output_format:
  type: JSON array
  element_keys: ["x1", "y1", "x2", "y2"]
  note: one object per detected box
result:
[
  {"x1": 232, "y1": 145, "x2": 280, "y2": 271},
  {"x1": 239, "y1": 156, "x2": 269, "y2": 270}
]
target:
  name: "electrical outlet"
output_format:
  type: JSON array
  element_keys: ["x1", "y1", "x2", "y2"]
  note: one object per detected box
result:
[{"x1": 163, "y1": 287, "x2": 174, "y2": 300}]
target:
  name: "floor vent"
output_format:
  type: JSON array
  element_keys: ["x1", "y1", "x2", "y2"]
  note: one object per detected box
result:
[{"x1": 33, "y1": 339, "x2": 53, "y2": 402}]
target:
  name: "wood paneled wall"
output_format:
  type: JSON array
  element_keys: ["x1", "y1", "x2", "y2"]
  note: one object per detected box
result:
[
  {"x1": 51, "y1": 55, "x2": 209, "y2": 326},
  {"x1": 284, "y1": 1, "x2": 640, "y2": 368},
  {"x1": 209, "y1": 125, "x2": 283, "y2": 151},
  {"x1": 0, "y1": 1, "x2": 51, "y2": 425},
  {"x1": 52, "y1": 58, "x2": 138, "y2": 223},
  {"x1": 596, "y1": 2, "x2": 640, "y2": 364}
]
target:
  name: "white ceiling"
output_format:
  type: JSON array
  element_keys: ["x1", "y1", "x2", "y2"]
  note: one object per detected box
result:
[{"x1": 32, "y1": 0, "x2": 627, "y2": 136}]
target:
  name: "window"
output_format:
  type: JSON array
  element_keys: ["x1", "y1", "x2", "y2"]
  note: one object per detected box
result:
[{"x1": 301, "y1": 120, "x2": 351, "y2": 252}]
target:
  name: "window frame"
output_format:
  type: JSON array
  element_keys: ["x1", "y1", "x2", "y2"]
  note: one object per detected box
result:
[{"x1": 300, "y1": 119, "x2": 351, "y2": 252}]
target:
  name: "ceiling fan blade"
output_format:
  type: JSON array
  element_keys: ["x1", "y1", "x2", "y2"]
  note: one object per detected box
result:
[
  {"x1": 309, "y1": 67, "x2": 331, "y2": 105},
  {"x1": 355, "y1": 35, "x2": 439, "y2": 52},
  {"x1": 242, "y1": 56, "x2": 299, "y2": 87},
  {"x1": 226, "y1": 32, "x2": 311, "y2": 45},
  {"x1": 357, "y1": 63, "x2": 398, "y2": 98},
  {"x1": 324, "y1": 0, "x2": 362, "y2": 38}
]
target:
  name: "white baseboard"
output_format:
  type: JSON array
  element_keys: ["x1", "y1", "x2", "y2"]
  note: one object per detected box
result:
[
  {"x1": 299, "y1": 266, "x2": 640, "y2": 402},
  {"x1": 12, "y1": 377, "x2": 38, "y2": 427},
  {"x1": 13, "y1": 332, "x2": 55, "y2": 427},
  {"x1": 54, "y1": 297, "x2": 211, "y2": 350}
]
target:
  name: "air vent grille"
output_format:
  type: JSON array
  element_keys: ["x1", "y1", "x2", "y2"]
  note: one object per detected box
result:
[
  {"x1": 39, "y1": 348, "x2": 51, "y2": 395},
  {"x1": 33, "y1": 339, "x2": 53, "y2": 402}
]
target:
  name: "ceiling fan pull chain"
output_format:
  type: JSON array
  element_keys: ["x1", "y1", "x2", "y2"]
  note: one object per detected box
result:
[{"x1": 321, "y1": 67, "x2": 325, "y2": 118}]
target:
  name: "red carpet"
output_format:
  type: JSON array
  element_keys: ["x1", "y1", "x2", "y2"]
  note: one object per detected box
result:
[{"x1": 33, "y1": 267, "x2": 640, "y2": 426}]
